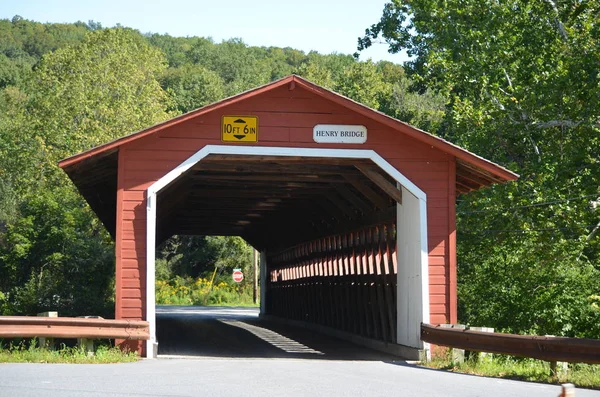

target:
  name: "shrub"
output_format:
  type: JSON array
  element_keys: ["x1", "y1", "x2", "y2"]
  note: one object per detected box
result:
[{"x1": 156, "y1": 276, "x2": 255, "y2": 306}]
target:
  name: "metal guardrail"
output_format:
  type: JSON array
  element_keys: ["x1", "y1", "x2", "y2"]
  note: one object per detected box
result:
[
  {"x1": 421, "y1": 323, "x2": 600, "y2": 364},
  {"x1": 0, "y1": 316, "x2": 150, "y2": 340}
]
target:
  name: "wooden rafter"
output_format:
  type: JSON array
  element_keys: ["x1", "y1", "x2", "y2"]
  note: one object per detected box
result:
[
  {"x1": 333, "y1": 184, "x2": 373, "y2": 215},
  {"x1": 354, "y1": 164, "x2": 403, "y2": 205},
  {"x1": 343, "y1": 174, "x2": 391, "y2": 210}
]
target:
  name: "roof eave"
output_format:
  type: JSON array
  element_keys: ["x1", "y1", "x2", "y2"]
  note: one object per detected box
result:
[
  {"x1": 59, "y1": 74, "x2": 518, "y2": 185},
  {"x1": 290, "y1": 75, "x2": 518, "y2": 183}
]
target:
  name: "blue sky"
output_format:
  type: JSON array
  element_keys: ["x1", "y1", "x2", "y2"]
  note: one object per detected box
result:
[{"x1": 0, "y1": 0, "x2": 408, "y2": 63}]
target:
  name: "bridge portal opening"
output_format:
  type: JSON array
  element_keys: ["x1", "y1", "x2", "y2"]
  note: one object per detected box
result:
[{"x1": 146, "y1": 147, "x2": 429, "y2": 359}]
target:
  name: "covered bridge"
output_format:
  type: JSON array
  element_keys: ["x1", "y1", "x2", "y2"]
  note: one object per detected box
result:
[{"x1": 59, "y1": 75, "x2": 517, "y2": 358}]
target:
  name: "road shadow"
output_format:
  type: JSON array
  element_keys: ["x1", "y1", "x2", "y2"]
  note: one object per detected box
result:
[{"x1": 156, "y1": 305, "x2": 405, "y2": 362}]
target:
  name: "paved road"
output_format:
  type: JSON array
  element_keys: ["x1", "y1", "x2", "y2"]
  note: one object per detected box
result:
[
  {"x1": 0, "y1": 306, "x2": 598, "y2": 397},
  {"x1": 156, "y1": 305, "x2": 399, "y2": 360}
]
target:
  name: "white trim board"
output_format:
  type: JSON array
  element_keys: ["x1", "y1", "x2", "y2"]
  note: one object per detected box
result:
[{"x1": 145, "y1": 145, "x2": 429, "y2": 358}]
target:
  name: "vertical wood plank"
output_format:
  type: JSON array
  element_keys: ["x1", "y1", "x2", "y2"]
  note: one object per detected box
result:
[
  {"x1": 372, "y1": 226, "x2": 389, "y2": 342},
  {"x1": 381, "y1": 224, "x2": 396, "y2": 342}
]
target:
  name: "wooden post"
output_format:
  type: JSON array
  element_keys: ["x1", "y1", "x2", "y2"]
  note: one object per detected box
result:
[
  {"x1": 439, "y1": 324, "x2": 466, "y2": 363},
  {"x1": 546, "y1": 335, "x2": 569, "y2": 380},
  {"x1": 76, "y1": 316, "x2": 103, "y2": 356},
  {"x1": 253, "y1": 249, "x2": 259, "y2": 304},
  {"x1": 77, "y1": 338, "x2": 95, "y2": 356},
  {"x1": 467, "y1": 326, "x2": 494, "y2": 362},
  {"x1": 37, "y1": 311, "x2": 58, "y2": 349},
  {"x1": 550, "y1": 360, "x2": 569, "y2": 379}
]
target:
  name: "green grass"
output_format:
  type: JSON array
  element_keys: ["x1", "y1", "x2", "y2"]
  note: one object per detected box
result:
[
  {"x1": 0, "y1": 340, "x2": 139, "y2": 364},
  {"x1": 205, "y1": 301, "x2": 260, "y2": 308},
  {"x1": 423, "y1": 353, "x2": 600, "y2": 390}
]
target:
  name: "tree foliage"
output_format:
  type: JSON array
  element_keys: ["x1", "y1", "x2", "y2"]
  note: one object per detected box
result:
[
  {"x1": 156, "y1": 236, "x2": 253, "y2": 280},
  {"x1": 361, "y1": 0, "x2": 600, "y2": 337},
  {"x1": 0, "y1": 24, "x2": 174, "y2": 317},
  {"x1": 160, "y1": 64, "x2": 224, "y2": 113},
  {"x1": 28, "y1": 28, "x2": 173, "y2": 163},
  {"x1": 0, "y1": 188, "x2": 115, "y2": 316}
]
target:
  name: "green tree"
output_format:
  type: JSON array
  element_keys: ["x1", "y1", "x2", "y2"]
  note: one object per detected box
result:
[
  {"x1": 147, "y1": 33, "x2": 191, "y2": 67},
  {"x1": 28, "y1": 28, "x2": 173, "y2": 165},
  {"x1": 156, "y1": 235, "x2": 253, "y2": 280},
  {"x1": 334, "y1": 60, "x2": 388, "y2": 109},
  {"x1": 380, "y1": 73, "x2": 446, "y2": 132},
  {"x1": 0, "y1": 28, "x2": 174, "y2": 316},
  {"x1": 0, "y1": 187, "x2": 115, "y2": 316},
  {"x1": 0, "y1": 53, "x2": 34, "y2": 89},
  {"x1": 296, "y1": 60, "x2": 335, "y2": 88},
  {"x1": 265, "y1": 47, "x2": 305, "y2": 80},
  {"x1": 186, "y1": 38, "x2": 271, "y2": 96},
  {"x1": 361, "y1": 0, "x2": 600, "y2": 337},
  {"x1": 296, "y1": 52, "x2": 355, "y2": 89},
  {"x1": 0, "y1": 86, "x2": 30, "y2": 224},
  {"x1": 0, "y1": 17, "x2": 89, "y2": 60},
  {"x1": 161, "y1": 64, "x2": 225, "y2": 113}
]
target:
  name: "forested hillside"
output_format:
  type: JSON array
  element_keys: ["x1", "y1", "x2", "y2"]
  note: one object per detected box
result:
[{"x1": 0, "y1": 7, "x2": 598, "y2": 340}]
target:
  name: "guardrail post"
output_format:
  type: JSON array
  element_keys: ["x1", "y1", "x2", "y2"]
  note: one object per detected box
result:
[
  {"x1": 546, "y1": 335, "x2": 569, "y2": 380},
  {"x1": 559, "y1": 383, "x2": 575, "y2": 397},
  {"x1": 550, "y1": 360, "x2": 569, "y2": 380},
  {"x1": 439, "y1": 324, "x2": 466, "y2": 363},
  {"x1": 37, "y1": 311, "x2": 58, "y2": 349},
  {"x1": 76, "y1": 315, "x2": 102, "y2": 356},
  {"x1": 466, "y1": 326, "x2": 494, "y2": 362},
  {"x1": 77, "y1": 338, "x2": 95, "y2": 356}
]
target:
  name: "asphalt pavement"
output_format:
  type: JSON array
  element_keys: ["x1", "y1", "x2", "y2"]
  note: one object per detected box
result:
[
  {"x1": 0, "y1": 306, "x2": 598, "y2": 397},
  {"x1": 156, "y1": 305, "x2": 399, "y2": 360}
]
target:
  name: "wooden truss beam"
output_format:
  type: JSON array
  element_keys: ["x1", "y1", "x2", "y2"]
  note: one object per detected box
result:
[{"x1": 354, "y1": 164, "x2": 403, "y2": 205}]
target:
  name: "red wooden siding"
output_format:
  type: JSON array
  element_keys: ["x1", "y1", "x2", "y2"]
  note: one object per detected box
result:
[{"x1": 114, "y1": 83, "x2": 454, "y2": 330}]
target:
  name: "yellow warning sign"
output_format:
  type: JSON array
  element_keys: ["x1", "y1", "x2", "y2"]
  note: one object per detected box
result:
[{"x1": 221, "y1": 116, "x2": 258, "y2": 143}]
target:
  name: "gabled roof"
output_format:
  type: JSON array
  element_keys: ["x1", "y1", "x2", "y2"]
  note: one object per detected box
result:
[
  {"x1": 59, "y1": 75, "x2": 517, "y2": 239},
  {"x1": 59, "y1": 75, "x2": 518, "y2": 185}
]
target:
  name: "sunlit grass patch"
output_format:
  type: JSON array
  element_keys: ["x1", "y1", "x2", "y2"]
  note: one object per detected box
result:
[
  {"x1": 424, "y1": 354, "x2": 600, "y2": 389},
  {"x1": 0, "y1": 340, "x2": 139, "y2": 364}
]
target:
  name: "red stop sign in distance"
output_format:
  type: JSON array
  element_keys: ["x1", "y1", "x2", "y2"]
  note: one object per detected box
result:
[{"x1": 232, "y1": 270, "x2": 244, "y2": 283}]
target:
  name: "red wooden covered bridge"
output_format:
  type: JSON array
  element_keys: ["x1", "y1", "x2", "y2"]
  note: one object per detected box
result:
[{"x1": 59, "y1": 75, "x2": 517, "y2": 358}]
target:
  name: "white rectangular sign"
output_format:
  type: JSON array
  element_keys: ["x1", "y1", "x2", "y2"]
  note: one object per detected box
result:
[{"x1": 313, "y1": 124, "x2": 367, "y2": 144}]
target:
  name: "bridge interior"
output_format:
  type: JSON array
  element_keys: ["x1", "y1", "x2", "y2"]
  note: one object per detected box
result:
[{"x1": 155, "y1": 154, "x2": 402, "y2": 346}]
